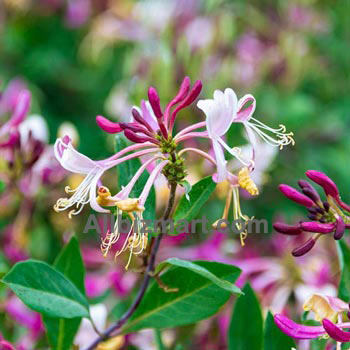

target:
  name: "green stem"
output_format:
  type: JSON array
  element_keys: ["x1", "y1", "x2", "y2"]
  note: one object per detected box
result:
[{"x1": 154, "y1": 329, "x2": 166, "y2": 350}]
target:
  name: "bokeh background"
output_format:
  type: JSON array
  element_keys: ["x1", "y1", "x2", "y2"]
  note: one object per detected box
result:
[{"x1": 0, "y1": 0, "x2": 349, "y2": 349}]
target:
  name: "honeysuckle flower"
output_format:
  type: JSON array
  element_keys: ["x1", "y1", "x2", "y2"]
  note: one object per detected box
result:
[
  {"x1": 274, "y1": 294, "x2": 350, "y2": 347},
  {"x1": 53, "y1": 135, "x2": 158, "y2": 218},
  {"x1": 197, "y1": 88, "x2": 294, "y2": 183},
  {"x1": 274, "y1": 170, "x2": 350, "y2": 256}
]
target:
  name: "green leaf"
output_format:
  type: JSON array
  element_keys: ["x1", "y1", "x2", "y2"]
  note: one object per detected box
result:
[
  {"x1": 156, "y1": 258, "x2": 242, "y2": 295},
  {"x1": 173, "y1": 176, "x2": 216, "y2": 227},
  {"x1": 123, "y1": 261, "x2": 241, "y2": 332},
  {"x1": 43, "y1": 237, "x2": 86, "y2": 350},
  {"x1": 2, "y1": 260, "x2": 89, "y2": 319},
  {"x1": 115, "y1": 134, "x2": 156, "y2": 222},
  {"x1": 337, "y1": 240, "x2": 350, "y2": 300},
  {"x1": 263, "y1": 312, "x2": 295, "y2": 350},
  {"x1": 228, "y1": 284, "x2": 263, "y2": 350}
]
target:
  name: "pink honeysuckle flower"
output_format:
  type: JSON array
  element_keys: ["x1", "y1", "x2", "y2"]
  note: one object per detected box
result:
[
  {"x1": 275, "y1": 294, "x2": 350, "y2": 347},
  {"x1": 274, "y1": 170, "x2": 350, "y2": 257}
]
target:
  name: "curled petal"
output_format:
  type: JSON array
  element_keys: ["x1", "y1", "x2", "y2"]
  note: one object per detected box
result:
[
  {"x1": 322, "y1": 319, "x2": 350, "y2": 343},
  {"x1": 274, "y1": 314, "x2": 325, "y2": 339},
  {"x1": 301, "y1": 222, "x2": 335, "y2": 234},
  {"x1": 273, "y1": 222, "x2": 303, "y2": 235},
  {"x1": 236, "y1": 94, "x2": 256, "y2": 122},
  {"x1": 279, "y1": 184, "x2": 315, "y2": 208},
  {"x1": 54, "y1": 137, "x2": 99, "y2": 174},
  {"x1": 96, "y1": 116, "x2": 123, "y2": 133}
]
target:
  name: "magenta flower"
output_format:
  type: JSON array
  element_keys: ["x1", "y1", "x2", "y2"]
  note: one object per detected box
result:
[
  {"x1": 275, "y1": 294, "x2": 350, "y2": 346},
  {"x1": 274, "y1": 170, "x2": 350, "y2": 256}
]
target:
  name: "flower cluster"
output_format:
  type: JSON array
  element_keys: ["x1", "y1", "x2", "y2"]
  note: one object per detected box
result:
[
  {"x1": 53, "y1": 77, "x2": 294, "y2": 267},
  {"x1": 274, "y1": 170, "x2": 350, "y2": 256}
]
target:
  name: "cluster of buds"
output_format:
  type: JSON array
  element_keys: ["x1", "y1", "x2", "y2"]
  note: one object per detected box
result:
[
  {"x1": 274, "y1": 170, "x2": 350, "y2": 256},
  {"x1": 96, "y1": 76, "x2": 202, "y2": 148}
]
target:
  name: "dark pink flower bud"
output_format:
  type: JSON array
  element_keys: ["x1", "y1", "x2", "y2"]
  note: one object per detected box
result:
[
  {"x1": 131, "y1": 108, "x2": 154, "y2": 133},
  {"x1": 292, "y1": 237, "x2": 316, "y2": 257},
  {"x1": 279, "y1": 184, "x2": 315, "y2": 208},
  {"x1": 169, "y1": 80, "x2": 202, "y2": 130},
  {"x1": 96, "y1": 116, "x2": 123, "y2": 133},
  {"x1": 158, "y1": 120, "x2": 168, "y2": 139},
  {"x1": 119, "y1": 122, "x2": 153, "y2": 137},
  {"x1": 273, "y1": 222, "x2": 303, "y2": 235},
  {"x1": 148, "y1": 87, "x2": 163, "y2": 119},
  {"x1": 306, "y1": 170, "x2": 339, "y2": 198},
  {"x1": 322, "y1": 319, "x2": 350, "y2": 342},
  {"x1": 334, "y1": 216, "x2": 345, "y2": 240},
  {"x1": 298, "y1": 180, "x2": 321, "y2": 203},
  {"x1": 124, "y1": 129, "x2": 158, "y2": 145},
  {"x1": 301, "y1": 221, "x2": 335, "y2": 233}
]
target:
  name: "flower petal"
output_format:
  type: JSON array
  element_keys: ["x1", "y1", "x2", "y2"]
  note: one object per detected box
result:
[
  {"x1": 197, "y1": 88, "x2": 237, "y2": 138},
  {"x1": 274, "y1": 314, "x2": 325, "y2": 339},
  {"x1": 212, "y1": 139, "x2": 227, "y2": 183},
  {"x1": 54, "y1": 137, "x2": 99, "y2": 174},
  {"x1": 236, "y1": 94, "x2": 256, "y2": 122}
]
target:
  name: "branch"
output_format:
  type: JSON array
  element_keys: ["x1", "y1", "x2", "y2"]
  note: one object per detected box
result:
[{"x1": 83, "y1": 182, "x2": 177, "y2": 350}]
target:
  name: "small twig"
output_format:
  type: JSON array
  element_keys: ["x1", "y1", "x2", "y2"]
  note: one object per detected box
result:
[{"x1": 83, "y1": 182, "x2": 177, "y2": 350}]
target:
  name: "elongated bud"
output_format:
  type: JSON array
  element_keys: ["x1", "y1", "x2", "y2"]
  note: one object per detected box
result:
[
  {"x1": 96, "y1": 116, "x2": 123, "y2": 133},
  {"x1": 323, "y1": 201, "x2": 330, "y2": 212},
  {"x1": 298, "y1": 179, "x2": 321, "y2": 203},
  {"x1": 292, "y1": 237, "x2": 316, "y2": 257},
  {"x1": 322, "y1": 319, "x2": 350, "y2": 342},
  {"x1": 131, "y1": 108, "x2": 154, "y2": 133},
  {"x1": 273, "y1": 222, "x2": 302, "y2": 235},
  {"x1": 334, "y1": 216, "x2": 345, "y2": 240},
  {"x1": 148, "y1": 87, "x2": 163, "y2": 119},
  {"x1": 124, "y1": 129, "x2": 158, "y2": 145},
  {"x1": 301, "y1": 221, "x2": 335, "y2": 234},
  {"x1": 119, "y1": 122, "x2": 152, "y2": 137},
  {"x1": 279, "y1": 184, "x2": 315, "y2": 208},
  {"x1": 169, "y1": 80, "x2": 203, "y2": 130},
  {"x1": 306, "y1": 170, "x2": 339, "y2": 198}
]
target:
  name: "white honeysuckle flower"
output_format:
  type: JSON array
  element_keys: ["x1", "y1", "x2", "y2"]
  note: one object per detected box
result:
[
  {"x1": 53, "y1": 136, "x2": 109, "y2": 217},
  {"x1": 197, "y1": 89, "x2": 294, "y2": 183}
]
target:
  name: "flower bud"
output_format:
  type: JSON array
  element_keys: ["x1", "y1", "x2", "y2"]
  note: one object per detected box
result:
[
  {"x1": 301, "y1": 221, "x2": 335, "y2": 233},
  {"x1": 292, "y1": 237, "x2": 316, "y2": 257},
  {"x1": 96, "y1": 115, "x2": 122, "y2": 133},
  {"x1": 148, "y1": 87, "x2": 163, "y2": 119},
  {"x1": 273, "y1": 222, "x2": 302, "y2": 235},
  {"x1": 306, "y1": 170, "x2": 339, "y2": 198},
  {"x1": 334, "y1": 216, "x2": 345, "y2": 240},
  {"x1": 322, "y1": 319, "x2": 350, "y2": 343},
  {"x1": 279, "y1": 184, "x2": 315, "y2": 208}
]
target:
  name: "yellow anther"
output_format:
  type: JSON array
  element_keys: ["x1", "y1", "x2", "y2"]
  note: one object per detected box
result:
[
  {"x1": 97, "y1": 335, "x2": 124, "y2": 350},
  {"x1": 238, "y1": 167, "x2": 259, "y2": 196},
  {"x1": 97, "y1": 186, "x2": 113, "y2": 206}
]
